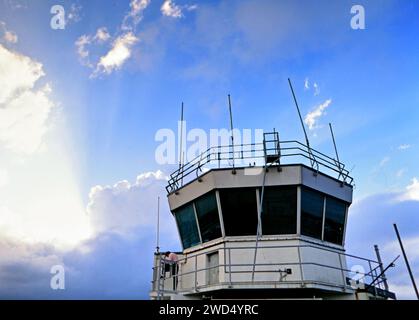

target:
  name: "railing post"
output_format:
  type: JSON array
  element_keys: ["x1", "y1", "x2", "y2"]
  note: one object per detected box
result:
[
  {"x1": 229, "y1": 248, "x2": 232, "y2": 286},
  {"x1": 338, "y1": 253, "x2": 346, "y2": 291},
  {"x1": 367, "y1": 260, "x2": 378, "y2": 296},
  {"x1": 194, "y1": 255, "x2": 198, "y2": 292},
  {"x1": 297, "y1": 246, "x2": 304, "y2": 286}
]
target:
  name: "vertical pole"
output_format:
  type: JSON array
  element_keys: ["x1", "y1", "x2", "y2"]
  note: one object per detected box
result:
[
  {"x1": 288, "y1": 78, "x2": 310, "y2": 150},
  {"x1": 288, "y1": 78, "x2": 316, "y2": 169},
  {"x1": 156, "y1": 196, "x2": 160, "y2": 253},
  {"x1": 374, "y1": 244, "x2": 389, "y2": 291},
  {"x1": 194, "y1": 255, "x2": 198, "y2": 291},
  {"x1": 393, "y1": 223, "x2": 419, "y2": 299},
  {"x1": 329, "y1": 123, "x2": 344, "y2": 181},
  {"x1": 228, "y1": 94, "x2": 236, "y2": 174},
  {"x1": 179, "y1": 102, "x2": 184, "y2": 170}
]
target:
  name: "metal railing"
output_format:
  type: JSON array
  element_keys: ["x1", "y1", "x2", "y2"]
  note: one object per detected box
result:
[
  {"x1": 152, "y1": 242, "x2": 385, "y2": 298},
  {"x1": 166, "y1": 139, "x2": 353, "y2": 193}
]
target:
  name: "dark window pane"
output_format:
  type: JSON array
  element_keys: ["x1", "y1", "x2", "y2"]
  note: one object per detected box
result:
[
  {"x1": 324, "y1": 197, "x2": 347, "y2": 245},
  {"x1": 195, "y1": 192, "x2": 222, "y2": 243},
  {"x1": 301, "y1": 188, "x2": 324, "y2": 239},
  {"x1": 219, "y1": 188, "x2": 258, "y2": 236},
  {"x1": 174, "y1": 204, "x2": 200, "y2": 249},
  {"x1": 262, "y1": 186, "x2": 297, "y2": 235}
]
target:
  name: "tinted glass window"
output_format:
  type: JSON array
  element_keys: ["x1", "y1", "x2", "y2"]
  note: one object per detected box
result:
[
  {"x1": 324, "y1": 197, "x2": 347, "y2": 245},
  {"x1": 195, "y1": 192, "x2": 222, "y2": 243},
  {"x1": 174, "y1": 204, "x2": 200, "y2": 249},
  {"x1": 219, "y1": 188, "x2": 258, "y2": 236},
  {"x1": 301, "y1": 187, "x2": 324, "y2": 240},
  {"x1": 262, "y1": 186, "x2": 297, "y2": 235}
]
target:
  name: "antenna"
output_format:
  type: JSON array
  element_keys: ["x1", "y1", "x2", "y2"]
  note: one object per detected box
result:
[
  {"x1": 179, "y1": 102, "x2": 184, "y2": 170},
  {"x1": 288, "y1": 78, "x2": 310, "y2": 148},
  {"x1": 394, "y1": 223, "x2": 419, "y2": 299},
  {"x1": 329, "y1": 123, "x2": 344, "y2": 181},
  {"x1": 228, "y1": 94, "x2": 236, "y2": 174},
  {"x1": 288, "y1": 78, "x2": 316, "y2": 169},
  {"x1": 156, "y1": 196, "x2": 160, "y2": 253}
]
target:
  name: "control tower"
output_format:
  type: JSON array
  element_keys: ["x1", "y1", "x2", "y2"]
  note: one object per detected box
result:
[{"x1": 150, "y1": 90, "x2": 396, "y2": 300}]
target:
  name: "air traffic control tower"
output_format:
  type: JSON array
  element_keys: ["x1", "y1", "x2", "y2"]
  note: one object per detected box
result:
[{"x1": 150, "y1": 90, "x2": 396, "y2": 300}]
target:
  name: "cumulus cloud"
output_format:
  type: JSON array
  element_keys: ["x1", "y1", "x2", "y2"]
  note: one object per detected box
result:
[
  {"x1": 87, "y1": 170, "x2": 168, "y2": 235},
  {"x1": 0, "y1": 45, "x2": 54, "y2": 154},
  {"x1": 304, "y1": 99, "x2": 332, "y2": 130},
  {"x1": 93, "y1": 32, "x2": 138, "y2": 76},
  {"x1": 0, "y1": 170, "x2": 179, "y2": 299}
]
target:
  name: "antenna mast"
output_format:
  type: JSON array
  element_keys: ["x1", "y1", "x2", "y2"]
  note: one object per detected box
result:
[
  {"x1": 228, "y1": 94, "x2": 236, "y2": 174},
  {"x1": 288, "y1": 78, "x2": 317, "y2": 169},
  {"x1": 156, "y1": 196, "x2": 160, "y2": 253},
  {"x1": 329, "y1": 123, "x2": 344, "y2": 182},
  {"x1": 179, "y1": 102, "x2": 184, "y2": 170}
]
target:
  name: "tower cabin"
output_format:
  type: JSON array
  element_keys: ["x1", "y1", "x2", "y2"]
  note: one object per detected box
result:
[{"x1": 150, "y1": 131, "x2": 396, "y2": 300}]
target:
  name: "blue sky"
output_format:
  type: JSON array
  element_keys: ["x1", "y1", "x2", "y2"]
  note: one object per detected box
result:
[{"x1": 0, "y1": 0, "x2": 418, "y2": 299}]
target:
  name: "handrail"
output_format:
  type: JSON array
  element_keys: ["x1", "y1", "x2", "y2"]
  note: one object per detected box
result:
[
  {"x1": 166, "y1": 139, "x2": 353, "y2": 193},
  {"x1": 152, "y1": 243, "x2": 384, "y2": 297}
]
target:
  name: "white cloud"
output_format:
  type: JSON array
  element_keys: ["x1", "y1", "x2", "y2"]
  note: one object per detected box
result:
[
  {"x1": 398, "y1": 178, "x2": 419, "y2": 202},
  {"x1": 122, "y1": 0, "x2": 151, "y2": 30},
  {"x1": 0, "y1": 21, "x2": 18, "y2": 44},
  {"x1": 76, "y1": 1, "x2": 151, "y2": 76},
  {"x1": 0, "y1": 45, "x2": 54, "y2": 154},
  {"x1": 4, "y1": 31, "x2": 18, "y2": 43},
  {"x1": 186, "y1": 4, "x2": 198, "y2": 11},
  {"x1": 67, "y1": 3, "x2": 82, "y2": 24},
  {"x1": 75, "y1": 28, "x2": 111, "y2": 65},
  {"x1": 0, "y1": 169, "x2": 8, "y2": 188},
  {"x1": 304, "y1": 99, "x2": 332, "y2": 130},
  {"x1": 93, "y1": 32, "x2": 138, "y2": 76},
  {"x1": 75, "y1": 34, "x2": 91, "y2": 60},
  {"x1": 87, "y1": 170, "x2": 168, "y2": 235},
  {"x1": 94, "y1": 27, "x2": 111, "y2": 43},
  {"x1": 313, "y1": 82, "x2": 320, "y2": 96},
  {"x1": 161, "y1": 0, "x2": 183, "y2": 18},
  {"x1": 304, "y1": 77, "x2": 309, "y2": 90},
  {"x1": 398, "y1": 144, "x2": 411, "y2": 150},
  {"x1": 0, "y1": 44, "x2": 91, "y2": 248}
]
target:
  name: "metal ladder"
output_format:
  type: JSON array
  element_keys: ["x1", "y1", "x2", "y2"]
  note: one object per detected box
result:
[
  {"x1": 156, "y1": 257, "x2": 166, "y2": 300},
  {"x1": 251, "y1": 131, "x2": 281, "y2": 281}
]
